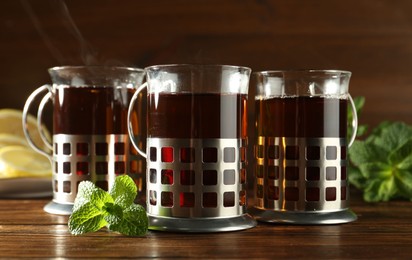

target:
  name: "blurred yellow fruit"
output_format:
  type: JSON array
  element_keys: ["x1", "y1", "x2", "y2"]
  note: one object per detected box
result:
[
  {"x1": 0, "y1": 108, "x2": 51, "y2": 152},
  {"x1": 0, "y1": 134, "x2": 28, "y2": 148},
  {"x1": 0, "y1": 146, "x2": 52, "y2": 178}
]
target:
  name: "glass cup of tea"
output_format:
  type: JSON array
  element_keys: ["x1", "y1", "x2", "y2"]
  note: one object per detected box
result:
[
  {"x1": 23, "y1": 66, "x2": 146, "y2": 215},
  {"x1": 252, "y1": 70, "x2": 358, "y2": 224},
  {"x1": 128, "y1": 64, "x2": 257, "y2": 232}
]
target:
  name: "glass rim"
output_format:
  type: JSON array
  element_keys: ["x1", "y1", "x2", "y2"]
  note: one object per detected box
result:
[
  {"x1": 48, "y1": 65, "x2": 145, "y2": 73},
  {"x1": 144, "y1": 63, "x2": 251, "y2": 72},
  {"x1": 254, "y1": 69, "x2": 352, "y2": 77}
]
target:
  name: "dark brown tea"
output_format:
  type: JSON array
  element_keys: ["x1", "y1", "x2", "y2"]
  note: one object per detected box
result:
[
  {"x1": 148, "y1": 93, "x2": 247, "y2": 139},
  {"x1": 54, "y1": 86, "x2": 136, "y2": 135},
  {"x1": 255, "y1": 96, "x2": 348, "y2": 204},
  {"x1": 148, "y1": 92, "x2": 247, "y2": 208},
  {"x1": 255, "y1": 96, "x2": 347, "y2": 138}
]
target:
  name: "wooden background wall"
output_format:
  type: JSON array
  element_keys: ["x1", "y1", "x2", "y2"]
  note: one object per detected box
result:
[{"x1": 1, "y1": 0, "x2": 412, "y2": 130}]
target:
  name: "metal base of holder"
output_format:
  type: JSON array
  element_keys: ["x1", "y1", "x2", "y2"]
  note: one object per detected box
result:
[
  {"x1": 44, "y1": 201, "x2": 73, "y2": 215},
  {"x1": 148, "y1": 214, "x2": 257, "y2": 233},
  {"x1": 251, "y1": 208, "x2": 357, "y2": 225}
]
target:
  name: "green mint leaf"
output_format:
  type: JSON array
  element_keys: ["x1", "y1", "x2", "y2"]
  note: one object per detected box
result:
[
  {"x1": 103, "y1": 202, "x2": 124, "y2": 225},
  {"x1": 68, "y1": 176, "x2": 148, "y2": 236},
  {"x1": 363, "y1": 177, "x2": 397, "y2": 202},
  {"x1": 394, "y1": 170, "x2": 412, "y2": 198},
  {"x1": 366, "y1": 121, "x2": 393, "y2": 143},
  {"x1": 68, "y1": 201, "x2": 107, "y2": 235},
  {"x1": 69, "y1": 181, "x2": 113, "y2": 235},
  {"x1": 372, "y1": 122, "x2": 412, "y2": 152},
  {"x1": 356, "y1": 125, "x2": 368, "y2": 138},
  {"x1": 389, "y1": 139, "x2": 412, "y2": 170},
  {"x1": 109, "y1": 175, "x2": 138, "y2": 208},
  {"x1": 349, "y1": 140, "x2": 386, "y2": 166},
  {"x1": 349, "y1": 120, "x2": 412, "y2": 202},
  {"x1": 358, "y1": 162, "x2": 392, "y2": 180},
  {"x1": 73, "y1": 181, "x2": 113, "y2": 211},
  {"x1": 107, "y1": 204, "x2": 148, "y2": 236}
]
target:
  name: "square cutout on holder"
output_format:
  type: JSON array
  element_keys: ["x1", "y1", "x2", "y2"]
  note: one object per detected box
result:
[
  {"x1": 161, "y1": 192, "x2": 173, "y2": 207},
  {"x1": 223, "y1": 169, "x2": 236, "y2": 185},
  {"x1": 202, "y1": 192, "x2": 217, "y2": 208},
  {"x1": 96, "y1": 162, "x2": 108, "y2": 175},
  {"x1": 240, "y1": 169, "x2": 246, "y2": 184},
  {"x1": 76, "y1": 143, "x2": 88, "y2": 155},
  {"x1": 341, "y1": 166, "x2": 347, "y2": 180},
  {"x1": 268, "y1": 145, "x2": 279, "y2": 159},
  {"x1": 239, "y1": 190, "x2": 246, "y2": 206},
  {"x1": 63, "y1": 181, "x2": 71, "y2": 193},
  {"x1": 255, "y1": 145, "x2": 264, "y2": 159},
  {"x1": 149, "y1": 169, "x2": 157, "y2": 184},
  {"x1": 114, "y1": 142, "x2": 125, "y2": 155},
  {"x1": 267, "y1": 185, "x2": 279, "y2": 200},
  {"x1": 161, "y1": 169, "x2": 174, "y2": 185},
  {"x1": 223, "y1": 192, "x2": 235, "y2": 207},
  {"x1": 180, "y1": 170, "x2": 195, "y2": 185},
  {"x1": 256, "y1": 165, "x2": 264, "y2": 178},
  {"x1": 63, "y1": 143, "x2": 71, "y2": 155},
  {"x1": 326, "y1": 167, "x2": 337, "y2": 180},
  {"x1": 115, "y1": 161, "x2": 125, "y2": 174},
  {"x1": 306, "y1": 146, "x2": 320, "y2": 160},
  {"x1": 306, "y1": 167, "x2": 320, "y2": 181},
  {"x1": 223, "y1": 147, "x2": 236, "y2": 162},
  {"x1": 285, "y1": 166, "x2": 299, "y2": 180},
  {"x1": 63, "y1": 162, "x2": 71, "y2": 174},
  {"x1": 95, "y1": 143, "x2": 108, "y2": 156},
  {"x1": 286, "y1": 146, "x2": 299, "y2": 160},
  {"x1": 76, "y1": 162, "x2": 89, "y2": 175},
  {"x1": 256, "y1": 185, "x2": 264, "y2": 198},
  {"x1": 180, "y1": 147, "x2": 195, "y2": 163},
  {"x1": 203, "y1": 170, "x2": 217, "y2": 185},
  {"x1": 240, "y1": 147, "x2": 247, "y2": 162},
  {"x1": 149, "y1": 147, "x2": 157, "y2": 162},
  {"x1": 326, "y1": 187, "x2": 337, "y2": 201},
  {"x1": 180, "y1": 192, "x2": 195, "y2": 207},
  {"x1": 285, "y1": 187, "x2": 299, "y2": 201},
  {"x1": 268, "y1": 165, "x2": 279, "y2": 179},
  {"x1": 306, "y1": 187, "x2": 320, "y2": 201},
  {"x1": 161, "y1": 147, "x2": 173, "y2": 162},
  {"x1": 149, "y1": 190, "x2": 157, "y2": 205},
  {"x1": 326, "y1": 146, "x2": 337, "y2": 160},
  {"x1": 203, "y1": 147, "x2": 217, "y2": 163}
]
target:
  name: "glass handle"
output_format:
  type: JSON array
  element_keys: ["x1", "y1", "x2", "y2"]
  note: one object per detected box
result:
[
  {"x1": 22, "y1": 85, "x2": 52, "y2": 160},
  {"x1": 127, "y1": 82, "x2": 148, "y2": 158},
  {"x1": 37, "y1": 91, "x2": 53, "y2": 151},
  {"x1": 348, "y1": 94, "x2": 358, "y2": 148}
]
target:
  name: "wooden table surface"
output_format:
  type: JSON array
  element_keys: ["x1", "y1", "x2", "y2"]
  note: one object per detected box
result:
[{"x1": 1, "y1": 192, "x2": 411, "y2": 259}]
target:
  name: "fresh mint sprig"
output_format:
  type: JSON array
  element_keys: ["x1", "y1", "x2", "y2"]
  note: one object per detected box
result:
[
  {"x1": 349, "y1": 121, "x2": 412, "y2": 202},
  {"x1": 68, "y1": 175, "x2": 148, "y2": 236}
]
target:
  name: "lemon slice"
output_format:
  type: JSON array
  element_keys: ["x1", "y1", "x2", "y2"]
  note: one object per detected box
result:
[
  {"x1": 0, "y1": 146, "x2": 52, "y2": 178},
  {"x1": 0, "y1": 109, "x2": 51, "y2": 152},
  {"x1": 0, "y1": 134, "x2": 28, "y2": 148}
]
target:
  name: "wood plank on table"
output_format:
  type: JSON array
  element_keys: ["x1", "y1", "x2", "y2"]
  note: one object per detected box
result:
[{"x1": 0, "y1": 196, "x2": 411, "y2": 258}]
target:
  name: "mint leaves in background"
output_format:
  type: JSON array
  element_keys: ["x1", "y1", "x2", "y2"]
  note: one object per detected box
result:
[
  {"x1": 68, "y1": 175, "x2": 148, "y2": 236},
  {"x1": 348, "y1": 97, "x2": 412, "y2": 202}
]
